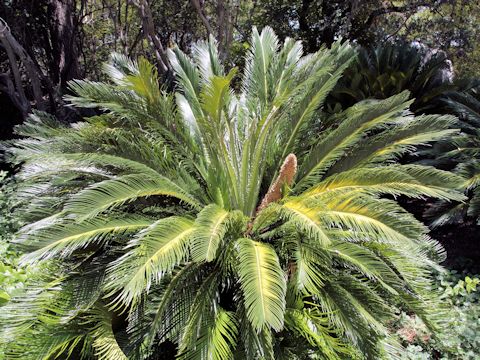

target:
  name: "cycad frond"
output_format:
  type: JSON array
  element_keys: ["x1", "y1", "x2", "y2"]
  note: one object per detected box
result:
[
  {"x1": 89, "y1": 306, "x2": 128, "y2": 360},
  {"x1": 65, "y1": 173, "x2": 200, "y2": 218},
  {"x1": 178, "y1": 309, "x2": 238, "y2": 360},
  {"x1": 305, "y1": 165, "x2": 465, "y2": 201},
  {"x1": 235, "y1": 238, "x2": 286, "y2": 331},
  {"x1": 296, "y1": 91, "x2": 413, "y2": 190},
  {"x1": 105, "y1": 216, "x2": 195, "y2": 306},
  {"x1": 190, "y1": 204, "x2": 243, "y2": 262},
  {"x1": 284, "y1": 308, "x2": 352, "y2": 360},
  {"x1": 17, "y1": 216, "x2": 152, "y2": 263}
]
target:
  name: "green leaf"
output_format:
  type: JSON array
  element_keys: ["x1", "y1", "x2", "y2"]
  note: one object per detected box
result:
[
  {"x1": 0, "y1": 290, "x2": 11, "y2": 305},
  {"x1": 106, "y1": 216, "x2": 195, "y2": 306},
  {"x1": 18, "y1": 216, "x2": 152, "y2": 263},
  {"x1": 235, "y1": 238, "x2": 286, "y2": 331},
  {"x1": 190, "y1": 205, "x2": 241, "y2": 262},
  {"x1": 65, "y1": 173, "x2": 201, "y2": 218}
]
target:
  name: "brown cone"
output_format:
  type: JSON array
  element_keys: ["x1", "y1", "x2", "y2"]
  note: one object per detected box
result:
[{"x1": 256, "y1": 153, "x2": 297, "y2": 214}]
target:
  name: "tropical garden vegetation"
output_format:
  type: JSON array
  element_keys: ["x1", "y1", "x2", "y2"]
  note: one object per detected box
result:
[{"x1": 1, "y1": 1, "x2": 479, "y2": 360}]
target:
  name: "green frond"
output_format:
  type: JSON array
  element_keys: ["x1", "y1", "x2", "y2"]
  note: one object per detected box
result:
[
  {"x1": 319, "y1": 195, "x2": 427, "y2": 243},
  {"x1": 287, "y1": 234, "x2": 331, "y2": 294},
  {"x1": 284, "y1": 308, "x2": 352, "y2": 360},
  {"x1": 65, "y1": 173, "x2": 200, "y2": 218},
  {"x1": 278, "y1": 42, "x2": 354, "y2": 161},
  {"x1": 242, "y1": 26, "x2": 279, "y2": 110},
  {"x1": 200, "y1": 69, "x2": 237, "y2": 125},
  {"x1": 178, "y1": 271, "x2": 220, "y2": 354},
  {"x1": 141, "y1": 264, "x2": 201, "y2": 348},
  {"x1": 328, "y1": 241, "x2": 401, "y2": 294},
  {"x1": 193, "y1": 34, "x2": 224, "y2": 82},
  {"x1": 235, "y1": 238, "x2": 286, "y2": 331},
  {"x1": 105, "y1": 216, "x2": 194, "y2": 306},
  {"x1": 89, "y1": 306, "x2": 128, "y2": 360},
  {"x1": 179, "y1": 309, "x2": 238, "y2": 360},
  {"x1": 296, "y1": 92, "x2": 413, "y2": 190},
  {"x1": 277, "y1": 200, "x2": 332, "y2": 246},
  {"x1": 66, "y1": 79, "x2": 137, "y2": 112},
  {"x1": 190, "y1": 205, "x2": 244, "y2": 262},
  {"x1": 168, "y1": 46, "x2": 202, "y2": 119},
  {"x1": 316, "y1": 275, "x2": 390, "y2": 358},
  {"x1": 305, "y1": 165, "x2": 465, "y2": 201},
  {"x1": 17, "y1": 216, "x2": 152, "y2": 263},
  {"x1": 35, "y1": 153, "x2": 163, "y2": 179},
  {"x1": 236, "y1": 310, "x2": 275, "y2": 360},
  {"x1": 0, "y1": 268, "x2": 92, "y2": 359},
  {"x1": 103, "y1": 52, "x2": 138, "y2": 83},
  {"x1": 124, "y1": 57, "x2": 162, "y2": 102},
  {"x1": 2, "y1": 326, "x2": 89, "y2": 360},
  {"x1": 356, "y1": 115, "x2": 459, "y2": 167}
]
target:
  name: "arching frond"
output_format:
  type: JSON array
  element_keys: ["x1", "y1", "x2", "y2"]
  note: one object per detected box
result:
[
  {"x1": 316, "y1": 275, "x2": 390, "y2": 358},
  {"x1": 328, "y1": 241, "x2": 401, "y2": 294},
  {"x1": 306, "y1": 165, "x2": 465, "y2": 201},
  {"x1": 297, "y1": 91, "x2": 413, "y2": 189},
  {"x1": 321, "y1": 197, "x2": 426, "y2": 243},
  {"x1": 139, "y1": 264, "x2": 201, "y2": 349},
  {"x1": 290, "y1": 236, "x2": 331, "y2": 294},
  {"x1": 89, "y1": 306, "x2": 128, "y2": 360},
  {"x1": 178, "y1": 309, "x2": 238, "y2": 360},
  {"x1": 105, "y1": 216, "x2": 194, "y2": 306},
  {"x1": 235, "y1": 238, "x2": 286, "y2": 331},
  {"x1": 178, "y1": 271, "x2": 220, "y2": 354},
  {"x1": 17, "y1": 216, "x2": 152, "y2": 263},
  {"x1": 284, "y1": 308, "x2": 353, "y2": 360},
  {"x1": 190, "y1": 204, "x2": 243, "y2": 262},
  {"x1": 65, "y1": 173, "x2": 200, "y2": 218},
  {"x1": 277, "y1": 201, "x2": 332, "y2": 246}
]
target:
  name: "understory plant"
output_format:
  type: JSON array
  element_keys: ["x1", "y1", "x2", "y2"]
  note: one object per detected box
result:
[
  {"x1": 392, "y1": 270, "x2": 480, "y2": 359},
  {"x1": 0, "y1": 171, "x2": 27, "y2": 305},
  {"x1": 0, "y1": 28, "x2": 466, "y2": 359}
]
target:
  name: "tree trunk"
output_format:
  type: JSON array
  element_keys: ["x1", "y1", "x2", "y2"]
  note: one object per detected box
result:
[
  {"x1": 0, "y1": 19, "x2": 50, "y2": 117},
  {"x1": 48, "y1": 0, "x2": 80, "y2": 89},
  {"x1": 131, "y1": 0, "x2": 171, "y2": 74}
]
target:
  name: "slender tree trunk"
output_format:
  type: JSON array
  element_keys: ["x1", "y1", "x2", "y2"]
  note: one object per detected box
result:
[
  {"x1": 191, "y1": 0, "x2": 214, "y2": 36},
  {"x1": 131, "y1": 0, "x2": 171, "y2": 74},
  {"x1": 48, "y1": 0, "x2": 80, "y2": 89}
]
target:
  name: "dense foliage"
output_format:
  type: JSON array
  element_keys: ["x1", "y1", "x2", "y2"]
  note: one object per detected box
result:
[
  {"x1": 392, "y1": 269, "x2": 480, "y2": 359},
  {"x1": 0, "y1": 27, "x2": 472, "y2": 359},
  {"x1": 425, "y1": 86, "x2": 480, "y2": 227}
]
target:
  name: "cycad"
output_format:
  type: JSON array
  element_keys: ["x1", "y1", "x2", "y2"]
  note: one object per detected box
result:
[
  {"x1": 326, "y1": 42, "x2": 463, "y2": 115},
  {"x1": 1, "y1": 28, "x2": 465, "y2": 359},
  {"x1": 424, "y1": 85, "x2": 480, "y2": 226}
]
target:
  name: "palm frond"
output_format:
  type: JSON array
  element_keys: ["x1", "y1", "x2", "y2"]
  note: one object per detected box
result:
[
  {"x1": 65, "y1": 173, "x2": 201, "y2": 218},
  {"x1": 235, "y1": 238, "x2": 286, "y2": 331},
  {"x1": 88, "y1": 306, "x2": 128, "y2": 360},
  {"x1": 190, "y1": 204, "x2": 244, "y2": 262},
  {"x1": 17, "y1": 216, "x2": 152, "y2": 263},
  {"x1": 105, "y1": 216, "x2": 195, "y2": 306}
]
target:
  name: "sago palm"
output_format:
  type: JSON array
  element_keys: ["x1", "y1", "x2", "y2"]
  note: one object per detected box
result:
[
  {"x1": 1, "y1": 27, "x2": 465, "y2": 360},
  {"x1": 424, "y1": 85, "x2": 480, "y2": 226},
  {"x1": 325, "y1": 42, "x2": 470, "y2": 115}
]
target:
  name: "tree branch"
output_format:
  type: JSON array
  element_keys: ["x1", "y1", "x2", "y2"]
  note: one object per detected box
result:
[
  {"x1": 130, "y1": 0, "x2": 171, "y2": 74},
  {"x1": 190, "y1": 0, "x2": 214, "y2": 35}
]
